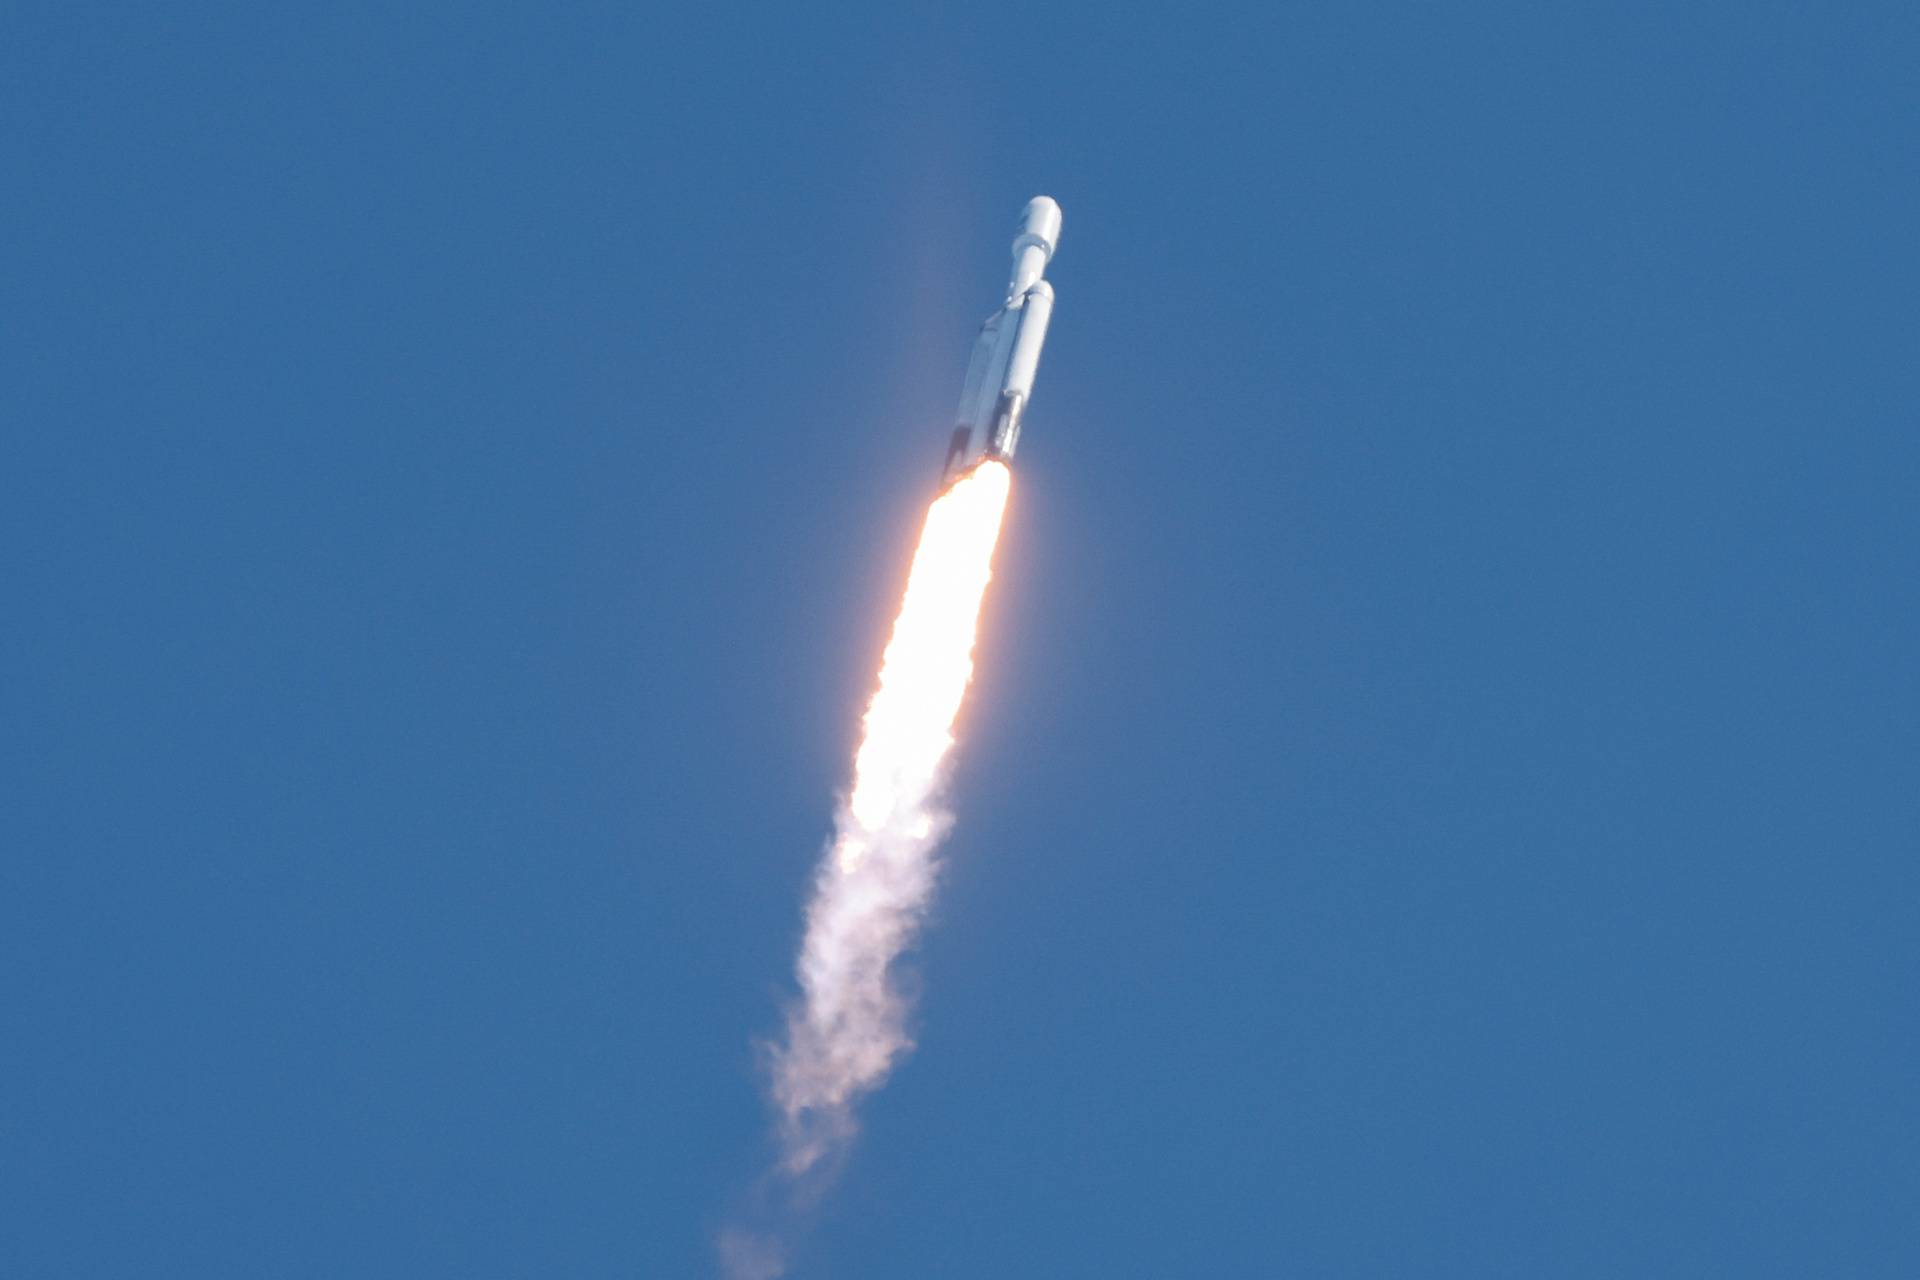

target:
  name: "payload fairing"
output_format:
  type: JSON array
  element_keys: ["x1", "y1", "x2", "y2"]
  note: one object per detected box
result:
[{"x1": 941, "y1": 197, "x2": 1062, "y2": 483}]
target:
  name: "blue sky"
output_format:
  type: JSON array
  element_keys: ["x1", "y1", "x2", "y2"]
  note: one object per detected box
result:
[{"x1": 4, "y1": 4, "x2": 1915, "y2": 1276}]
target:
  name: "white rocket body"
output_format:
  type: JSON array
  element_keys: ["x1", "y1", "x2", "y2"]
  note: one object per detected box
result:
[{"x1": 942, "y1": 197, "x2": 1061, "y2": 482}]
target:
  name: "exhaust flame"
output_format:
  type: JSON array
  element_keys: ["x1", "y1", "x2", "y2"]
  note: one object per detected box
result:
[
  {"x1": 767, "y1": 459, "x2": 1010, "y2": 1182},
  {"x1": 846, "y1": 460, "x2": 1011, "y2": 856}
]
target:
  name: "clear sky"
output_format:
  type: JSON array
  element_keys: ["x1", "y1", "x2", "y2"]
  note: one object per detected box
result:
[{"x1": 4, "y1": 4, "x2": 1915, "y2": 1276}]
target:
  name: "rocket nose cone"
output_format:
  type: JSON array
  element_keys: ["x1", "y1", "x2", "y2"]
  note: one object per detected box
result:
[{"x1": 1016, "y1": 196, "x2": 1062, "y2": 257}]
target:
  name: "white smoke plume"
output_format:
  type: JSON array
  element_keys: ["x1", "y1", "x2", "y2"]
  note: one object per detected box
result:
[
  {"x1": 724, "y1": 460, "x2": 1012, "y2": 1276},
  {"x1": 772, "y1": 796, "x2": 951, "y2": 1174}
]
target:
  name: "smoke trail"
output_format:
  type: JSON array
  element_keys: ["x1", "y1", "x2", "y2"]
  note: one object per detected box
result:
[{"x1": 725, "y1": 460, "x2": 1012, "y2": 1275}]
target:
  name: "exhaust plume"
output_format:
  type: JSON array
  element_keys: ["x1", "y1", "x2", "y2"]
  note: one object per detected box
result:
[{"x1": 727, "y1": 459, "x2": 1012, "y2": 1274}]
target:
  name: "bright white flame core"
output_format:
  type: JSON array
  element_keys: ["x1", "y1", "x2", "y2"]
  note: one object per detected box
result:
[
  {"x1": 770, "y1": 459, "x2": 1011, "y2": 1176},
  {"x1": 844, "y1": 460, "x2": 1012, "y2": 848}
]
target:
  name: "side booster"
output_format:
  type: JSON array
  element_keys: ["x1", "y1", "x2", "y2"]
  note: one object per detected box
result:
[{"x1": 941, "y1": 197, "x2": 1062, "y2": 482}]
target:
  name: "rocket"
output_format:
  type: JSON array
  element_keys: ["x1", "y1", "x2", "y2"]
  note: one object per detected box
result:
[{"x1": 941, "y1": 196, "x2": 1062, "y2": 483}]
